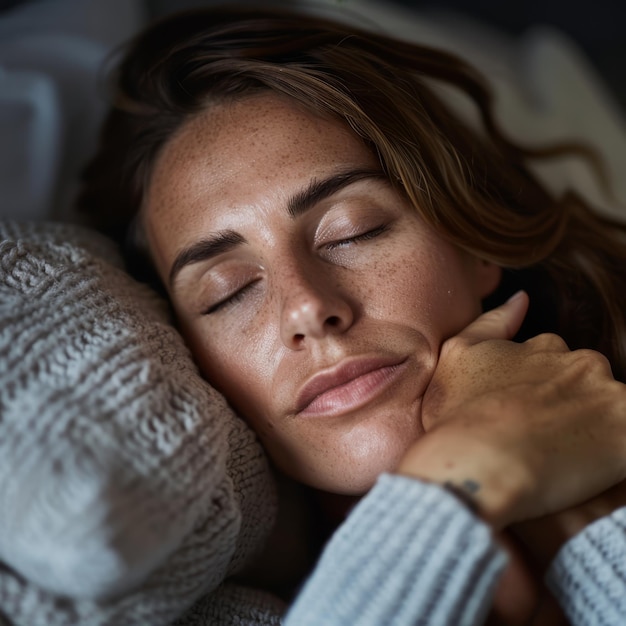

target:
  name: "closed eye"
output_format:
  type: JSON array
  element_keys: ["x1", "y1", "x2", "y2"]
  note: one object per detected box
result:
[
  {"x1": 204, "y1": 279, "x2": 260, "y2": 315},
  {"x1": 324, "y1": 224, "x2": 389, "y2": 251}
]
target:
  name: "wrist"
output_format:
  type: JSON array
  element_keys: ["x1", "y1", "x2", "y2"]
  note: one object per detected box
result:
[{"x1": 396, "y1": 429, "x2": 530, "y2": 530}]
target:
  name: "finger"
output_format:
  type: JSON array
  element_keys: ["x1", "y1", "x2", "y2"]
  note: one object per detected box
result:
[{"x1": 459, "y1": 291, "x2": 529, "y2": 344}]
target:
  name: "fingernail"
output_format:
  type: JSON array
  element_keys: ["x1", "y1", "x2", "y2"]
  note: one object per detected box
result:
[{"x1": 506, "y1": 290, "x2": 526, "y2": 304}]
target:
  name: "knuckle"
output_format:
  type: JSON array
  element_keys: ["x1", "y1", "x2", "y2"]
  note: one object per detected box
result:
[
  {"x1": 553, "y1": 348, "x2": 615, "y2": 389},
  {"x1": 571, "y1": 348, "x2": 613, "y2": 374},
  {"x1": 526, "y1": 332, "x2": 569, "y2": 351}
]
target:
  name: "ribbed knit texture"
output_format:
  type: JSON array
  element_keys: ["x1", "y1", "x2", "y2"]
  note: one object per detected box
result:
[
  {"x1": 547, "y1": 506, "x2": 626, "y2": 625},
  {"x1": 0, "y1": 221, "x2": 278, "y2": 625},
  {"x1": 285, "y1": 474, "x2": 507, "y2": 626},
  {"x1": 174, "y1": 582, "x2": 284, "y2": 625}
]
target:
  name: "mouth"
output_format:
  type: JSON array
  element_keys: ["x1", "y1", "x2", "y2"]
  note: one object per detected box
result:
[{"x1": 296, "y1": 356, "x2": 409, "y2": 417}]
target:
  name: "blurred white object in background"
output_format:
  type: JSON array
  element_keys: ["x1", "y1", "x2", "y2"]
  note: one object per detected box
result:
[{"x1": 0, "y1": 0, "x2": 146, "y2": 222}]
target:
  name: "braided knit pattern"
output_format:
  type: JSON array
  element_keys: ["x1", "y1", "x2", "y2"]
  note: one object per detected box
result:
[{"x1": 0, "y1": 221, "x2": 278, "y2": 626}]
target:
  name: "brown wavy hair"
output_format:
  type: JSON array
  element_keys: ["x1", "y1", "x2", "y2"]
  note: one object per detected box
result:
[{"x1": 78, "y1": 5, "x2": 626, "y2": 379}]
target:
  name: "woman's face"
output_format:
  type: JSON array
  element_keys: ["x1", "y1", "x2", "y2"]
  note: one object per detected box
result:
[{"x1": 144, "y1": 93, "x2": 501, "y2": 494}]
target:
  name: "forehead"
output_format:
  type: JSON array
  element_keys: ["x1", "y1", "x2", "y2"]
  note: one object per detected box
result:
[
  {"x1": 143, "y1": 93, "x2": 379, "y2": 273},
  {"x1": 145, "y1": 94, "x2": 375, "y2": 211}
]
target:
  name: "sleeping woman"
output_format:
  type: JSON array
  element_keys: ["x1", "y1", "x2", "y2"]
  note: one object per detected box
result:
[{"x1": 79, "y1": 6, "x2": 626, "y2": 625}]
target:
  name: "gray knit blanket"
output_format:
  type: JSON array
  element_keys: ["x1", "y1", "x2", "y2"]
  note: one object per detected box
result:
[{"x1": 0, "y1": 221, "x2": 281, "y2": 625}]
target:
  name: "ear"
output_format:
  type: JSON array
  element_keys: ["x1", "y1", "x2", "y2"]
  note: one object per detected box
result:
[{"x1": 475, "y1": 259, "x2": 502, "y2": 299}]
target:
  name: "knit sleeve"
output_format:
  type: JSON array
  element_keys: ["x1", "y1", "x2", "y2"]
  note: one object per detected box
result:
[
  {"x1": 546, "y1": 506, "x2": 626, "y2": 624},
  {"x1": 0, "y1": 221, "x2": 277, "y2": 626},
  {"x1": 284, "y1": 473, "x2": 506, "y2": 626}
]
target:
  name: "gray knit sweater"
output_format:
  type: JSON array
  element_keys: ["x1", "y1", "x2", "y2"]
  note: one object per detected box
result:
[{"x1": 1, "y1": 221, "x2": 625, "y2": 625}]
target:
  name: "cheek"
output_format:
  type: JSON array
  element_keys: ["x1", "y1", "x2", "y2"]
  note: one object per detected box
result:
[
  {"x1": 181, "y1": 317, "x2": 277, "y2": 432},
  {"x1": 367, "y1": 244, "x2": 483, "y2": 339}
]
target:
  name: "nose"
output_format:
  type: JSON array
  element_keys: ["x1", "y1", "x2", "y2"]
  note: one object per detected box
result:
[{"x1": 279, "y1": 265, "x2": 354, "y2": 350}]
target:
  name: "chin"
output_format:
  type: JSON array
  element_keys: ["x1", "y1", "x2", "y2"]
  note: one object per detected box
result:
[
  {"x1": 271, "y1": 411, "x2": 423, "y2": 494},
  {"x1": 296, "y1": 446, "x2": 410, "y2": 496}
]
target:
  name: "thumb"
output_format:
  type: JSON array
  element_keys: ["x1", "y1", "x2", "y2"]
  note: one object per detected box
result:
[{"x1": 459, "y1": 291, "x2": 529, "y2": 344}]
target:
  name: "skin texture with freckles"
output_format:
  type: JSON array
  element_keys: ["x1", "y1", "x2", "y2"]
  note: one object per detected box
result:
[{"x1": 143, "y1": 92, "x2": 501, "y2": 494}]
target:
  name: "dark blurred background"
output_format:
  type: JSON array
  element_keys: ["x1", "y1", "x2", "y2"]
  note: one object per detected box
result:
[
  {"x1": 1, "y1": 0, "x2": 624, "y2": 108},
  {"x1": 148, "y1": 0, "x2": 625, "y2": 110},
  {"x1": 392, "y1": 0, "x2": 626, "y2": 109},
  {"x1": 149, "y1": 0, "x2": 626, "y2": 109},
  {"x1": 0, "y1": 0, "x2": 623, "y2": 223}
]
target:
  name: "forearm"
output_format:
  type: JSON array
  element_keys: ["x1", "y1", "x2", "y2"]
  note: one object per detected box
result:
[{"x1": 285, "y1": 474, "x2": 506, "y2": 626}]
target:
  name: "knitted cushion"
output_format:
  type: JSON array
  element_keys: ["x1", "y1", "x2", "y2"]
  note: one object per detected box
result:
[{"x1": 0, "y1": 220, "x2": 276, "y2": 626}]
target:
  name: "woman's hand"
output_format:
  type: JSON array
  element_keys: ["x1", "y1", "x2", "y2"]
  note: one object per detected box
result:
[{"x1": 397, "y1": 292, "x2": 626, "y2": 530}]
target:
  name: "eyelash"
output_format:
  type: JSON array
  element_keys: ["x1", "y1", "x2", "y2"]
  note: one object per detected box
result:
[
  {"x1": 204, "y1": 224, "x2": 389, "y2": 315},
  {"x1": 324, "y1": 224, "x2": 389, "y2": 250},
  {"x1": 204, "y1": 280, "x2": 259, "y2": 315}
]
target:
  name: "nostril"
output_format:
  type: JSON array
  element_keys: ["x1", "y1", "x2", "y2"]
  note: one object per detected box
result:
[{"x1": 326, "y1": 315, "x2": 341, "y2": 327}]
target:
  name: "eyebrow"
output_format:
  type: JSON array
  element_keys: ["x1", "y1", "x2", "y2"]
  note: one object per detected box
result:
[
  {"x1": 169, "y1": 167, "x2": 387, "y2": 288},
  {"x1": 287, "y1": 168, "x2": 386, "y2": 217},
  {"x1": 169, "y1": 230, "x2": 245, "y2": 286}
]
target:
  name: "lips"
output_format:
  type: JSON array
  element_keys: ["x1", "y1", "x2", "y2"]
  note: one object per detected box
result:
[{"x1": 295, "y1": 356, "x2": 408, "y2": 417}]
